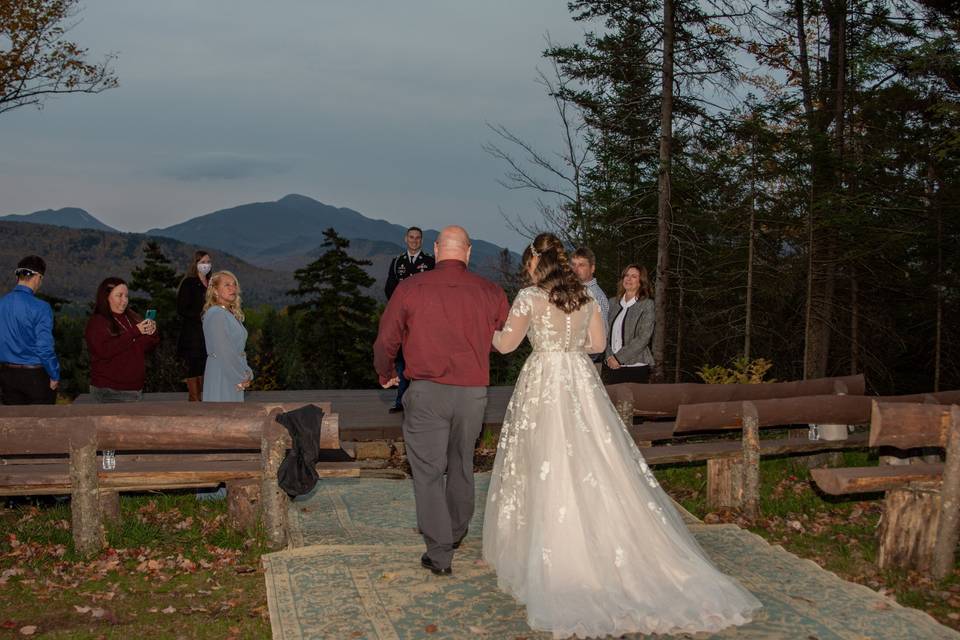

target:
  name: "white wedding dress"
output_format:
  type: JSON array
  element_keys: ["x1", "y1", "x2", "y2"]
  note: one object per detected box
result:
[{"x1": 483, "y1": 287, "x2": 762, "y2": 638}]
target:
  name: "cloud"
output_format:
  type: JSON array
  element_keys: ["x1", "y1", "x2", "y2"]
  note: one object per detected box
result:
[{"x1": 162, "y1": 152, "x2": 294, "y2": 181}]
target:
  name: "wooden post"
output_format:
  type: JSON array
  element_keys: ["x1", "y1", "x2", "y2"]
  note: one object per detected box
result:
[
  {"x1": 932, "y1": 405, "x2": 960, "y2": 579},
  {"x1": 260, "y1": 409, "x2": 288, "y2": 549},
  {"x1": 878, "y1": 481, "x2": 941, "y2": 571},
  {"x1": 227, "y1": 479, "x2": 261, "y2": 531},
  {"x1": 99, "y1": 491, "x2": 120, "y2": 524},
  {"x1": 741, "y1": 401, "x2": 760, "y2": 522},
  {"x1": 706, "y1": 457, "x2": 742, "y2": 510},
  {"x1": 68, "y1": 420, "x2": 104, "y2": 555}
]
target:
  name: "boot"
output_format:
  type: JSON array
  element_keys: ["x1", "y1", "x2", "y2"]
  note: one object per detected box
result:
[{"x1": 186, "y1": 376, "x2": 203, "y2": 402}]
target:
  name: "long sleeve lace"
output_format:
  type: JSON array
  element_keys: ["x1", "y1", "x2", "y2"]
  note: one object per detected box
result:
[{"x1": 492, "y1": 288, "x2": 534, "y2": 354}]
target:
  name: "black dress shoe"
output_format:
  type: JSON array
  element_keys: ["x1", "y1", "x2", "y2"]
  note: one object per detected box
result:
[
  {"x1": 420, "y1": 554, "x2": 451, "y2": 575},
  {"x1": 388, "y1": 406, "x2": 403, "y2": 414},
  {"x1": 452, "y1": 528, "x2": 468, "y2": 550}
]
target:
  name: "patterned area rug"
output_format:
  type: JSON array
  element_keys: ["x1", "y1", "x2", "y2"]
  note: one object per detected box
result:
[{"x1": 264, "y1": 475, "x2": 958, "y2": 640}]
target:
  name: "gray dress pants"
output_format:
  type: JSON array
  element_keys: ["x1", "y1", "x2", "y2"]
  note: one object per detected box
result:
[{"x1": 402, "y1": 380, "x2": 487, "y2": 569}]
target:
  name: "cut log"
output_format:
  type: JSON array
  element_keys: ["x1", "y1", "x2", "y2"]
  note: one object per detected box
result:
[
  {"x1": 606, "y1": 374, "x2": 867, "y2": 417},
  {"x1": 260, "y1": 410, "x2": 287, "y2": 549},
  {"x1": 870, "y1": 401, "x2": 952, "y2": 449},
  {"x1": 0, "y1": 403, "x2": 338, "y2": 454},
  {"x1": 878, "y1": 481, "x2": 941, "y2": 572},
  {"x1": 641, "y1": 431, "x2": 868, "y2": 466},
  {"x1": 226, "y1": 479, "x2": 261, "y2": 531},
  {"x1": 741, "y1": 403, "x2": 760, "y2": 522},
  {"x1": 675, "y1": 390, "x2": 960, "y2": 433},
  {"x1": 68, "y1": 421, "x2": 103, "y2": 556},
  {"x1": 811, "y1": 463, "x2": 944, "y2": 495},
  {"x1": 932, "y1": 406, "x2": 960, "y2": 579},
  {"x1": 707, "y1": 457, "x2": 742, "y2": 510}
]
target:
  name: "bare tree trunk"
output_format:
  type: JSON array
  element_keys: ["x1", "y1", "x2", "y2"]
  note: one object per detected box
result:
[
  {"x1": 850, "y1": 270, "x2": 859, "y2": 375},
  {"x1": 931, "y1": 165, "x2": 942, "y2": 392},
  {"x1": 744, "y1": 133, "x2": 757, "y2": 360},
  {"x1": 652, "y1": 0, "x2": 675, "y2": 381},
  {"x1": 674, "y1": 250, "x2": 684, "y2": 383}
]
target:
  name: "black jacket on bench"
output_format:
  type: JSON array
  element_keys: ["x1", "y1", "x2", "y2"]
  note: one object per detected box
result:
[{"x1": 276, "y1": 404, "x2": 326, "y2": 497}]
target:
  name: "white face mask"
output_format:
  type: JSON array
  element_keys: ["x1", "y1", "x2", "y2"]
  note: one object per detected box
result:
[{"x1": 197, "y1": 262, "x2": 213, "y2": 276}]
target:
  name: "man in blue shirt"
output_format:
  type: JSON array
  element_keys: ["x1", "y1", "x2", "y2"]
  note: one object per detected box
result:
[{"x1": 0, "y1": 256, "x2": 60, "y2": 404}]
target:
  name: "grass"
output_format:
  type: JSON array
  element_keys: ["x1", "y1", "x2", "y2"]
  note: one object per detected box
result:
[
  {"x1": 2, "y1": 450, "x2": 959, "y2": 637},
  {"x1": 0, "y1": 491, "x2": 271, "y2": 639},
  {"x1": 656, "y1": 451, "x2": 960, "y2": 631}
]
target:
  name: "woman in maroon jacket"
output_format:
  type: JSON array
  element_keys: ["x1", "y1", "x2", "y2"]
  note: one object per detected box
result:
[{"x1": 84, "y1": 277, "x2": 159, "y2": 403}]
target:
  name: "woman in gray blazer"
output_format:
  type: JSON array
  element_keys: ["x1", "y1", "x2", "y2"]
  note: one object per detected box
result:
[{"x1": 603, "y1": 264, "x2": 654, "y2": 384}]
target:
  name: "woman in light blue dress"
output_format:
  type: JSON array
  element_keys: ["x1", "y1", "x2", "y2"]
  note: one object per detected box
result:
[{"x1": 201, "y1": 271, "x2": 253, "y2": 402}]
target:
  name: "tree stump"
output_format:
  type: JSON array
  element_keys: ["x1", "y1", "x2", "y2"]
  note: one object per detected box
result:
[
  {"x1": 227, "y1": 479, "x2": 261, "y2": 531},
  {"x1": 68, "y1": 421, "x2": 104, "y2": 555},
  {"x1": 707, "y1": 457, "x2": 743, "y2": 511},
  {"x1": 261, "y1": 410, "x2": 288, "y2": 549},
  {"x1": 99, "y1": 491, "x2": 120, "y2": 524},
  {"x1": 878, "y1": 481, "x2": 941, "y2": 572}
]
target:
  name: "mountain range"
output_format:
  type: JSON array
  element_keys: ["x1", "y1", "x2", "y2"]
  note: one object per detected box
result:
[{"x1": 0, "y1": 195, "x2": 518, "y2": 305}]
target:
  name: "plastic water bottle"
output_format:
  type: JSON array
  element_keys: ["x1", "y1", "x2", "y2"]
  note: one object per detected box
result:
[{"x1": 102, "y1": 450, "x2": 116, "y2": 470}]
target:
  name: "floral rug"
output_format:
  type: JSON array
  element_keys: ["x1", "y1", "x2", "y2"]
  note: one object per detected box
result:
[{"x1": 263, "y1": 475, "x2": 957, "y2": 640}]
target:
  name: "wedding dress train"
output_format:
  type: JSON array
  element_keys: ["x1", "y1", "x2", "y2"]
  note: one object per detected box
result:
[{"x1": 483, "y1": 286, "x2": 761, "y2": 638}]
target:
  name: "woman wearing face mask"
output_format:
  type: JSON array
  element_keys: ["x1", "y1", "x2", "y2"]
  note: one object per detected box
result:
[
  {"x1": 85, "y1": 277, "x2": 159, "y2": 402},
  {"x1": 177, "y1": 251, "x2": 212, "y2": 400},
  {"x1": 603, "y1": 264, "x2": 655, "y2": 384}
]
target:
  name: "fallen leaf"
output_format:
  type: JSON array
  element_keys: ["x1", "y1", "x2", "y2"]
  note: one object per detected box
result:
[
  {"x1": 19, "y1": 626, "x2": 37, "y2": 636},
  {"x1": 425, "y1": 623, "x2": 438, "y2": 633},
  {"x1": 1, "y1": 621, "x2": 16, "y2": 629},
  {"x1": 161, "y1": 606, "x2": 176, "y2": 614},
  {"x1": 74, "y1": 606, "x2": 92, "y2": 614}
]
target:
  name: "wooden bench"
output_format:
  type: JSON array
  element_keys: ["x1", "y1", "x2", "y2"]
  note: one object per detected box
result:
[
  {"x1": 0, "y1": 402, "x2": 345, "y2": 554},
  {"x1": 811, "y1": 401, "x2": 959, "y2": 579}
]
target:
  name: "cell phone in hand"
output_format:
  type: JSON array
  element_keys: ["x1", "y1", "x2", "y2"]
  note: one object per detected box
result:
[{"x1": 145, "y1": 309, "x2": 157, "y2": 321}]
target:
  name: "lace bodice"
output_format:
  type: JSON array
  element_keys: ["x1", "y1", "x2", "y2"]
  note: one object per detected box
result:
[{"x1": 493, "y1": 286, "x2": 605, "y2": 354}]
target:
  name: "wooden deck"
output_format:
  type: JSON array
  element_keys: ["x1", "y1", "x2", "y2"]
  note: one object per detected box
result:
[{"x1": 76, "y1": 388, "x2": 516, "y2": 441}]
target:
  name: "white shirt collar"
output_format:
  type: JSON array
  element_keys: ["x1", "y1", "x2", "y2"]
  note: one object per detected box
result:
[
  {"x1": 620, "y1": 295, "x2": 639, "y2": 308},
  {"x1": 407, "y1": 250, "x2": 421, "y2": 262}
]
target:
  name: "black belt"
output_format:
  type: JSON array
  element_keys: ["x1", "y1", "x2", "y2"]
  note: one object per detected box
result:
[{"x1": 0, "y1": 362, "x2": 43, "y2": 369}]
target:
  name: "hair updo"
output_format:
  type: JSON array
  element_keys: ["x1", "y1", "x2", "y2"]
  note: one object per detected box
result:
[{"x1": 521, "y1": 232, "x2": 592, "y2": 313}]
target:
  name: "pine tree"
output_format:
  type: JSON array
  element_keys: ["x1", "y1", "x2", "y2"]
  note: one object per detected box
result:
[
  {"x1": 129, "y1": 240, "x2": 183, "y2": 392},
  {"x1": 129, "y1": 241, "x2": 181, "y2": 321},
  {"x1": 290, "y1": 228, "x2": 379, "y2": 388}
]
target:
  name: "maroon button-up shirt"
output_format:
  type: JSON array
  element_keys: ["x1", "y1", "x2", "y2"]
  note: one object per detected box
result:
[{"x1": 374, "y1": 260, "x2": 509, "y2": 387}]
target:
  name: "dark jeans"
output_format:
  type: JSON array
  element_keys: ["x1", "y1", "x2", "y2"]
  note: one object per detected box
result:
[
  {"x1": 393, "y1": 350, "x2": 409, "y2": 409},
  {"x1": 601, "y1": 364, "x2": 651, "y2": 385},
  {"x1": 0, "y1": 366, "x2": 56, "y2": 405}
]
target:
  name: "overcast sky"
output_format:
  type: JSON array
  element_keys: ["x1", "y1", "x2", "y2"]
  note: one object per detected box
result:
[{"x1": 0, "y1": 1, "x2": 589, "y2": 251}]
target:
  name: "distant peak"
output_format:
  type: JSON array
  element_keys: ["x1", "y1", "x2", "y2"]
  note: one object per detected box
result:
[{"x1": 279, "y1": 194, "x2": 317, "y2": 204}]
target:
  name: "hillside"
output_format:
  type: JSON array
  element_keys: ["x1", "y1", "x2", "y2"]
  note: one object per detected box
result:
[
  {"x1": 0, "y1": 222, "x2": 293, "y2": 307},
  {"x1": 0, "y1": 207, "x2": 117, "y2": 232},
  {"x1": 147, "y1": 194, "x2": 516, "y2": 273}
]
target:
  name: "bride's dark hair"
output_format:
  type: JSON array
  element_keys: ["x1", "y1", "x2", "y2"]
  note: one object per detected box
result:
[{"x1": 521, "y1": 233, "x2": 592, "y2": 313}]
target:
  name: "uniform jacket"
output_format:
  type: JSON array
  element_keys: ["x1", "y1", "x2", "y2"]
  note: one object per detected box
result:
[{"x1": 385, "y1": 251, "x2": 435, "y2": 299}]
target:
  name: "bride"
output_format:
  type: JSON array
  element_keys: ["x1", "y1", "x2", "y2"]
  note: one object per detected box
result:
[{"x1": 483, "y1": 233, "x2": 761, "y2": 638}]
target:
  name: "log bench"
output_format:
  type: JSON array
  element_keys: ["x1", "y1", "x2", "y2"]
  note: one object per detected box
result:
[
  {"x1": 0, "y1": 402, "x2": 345, "y2": 554},
  {"x1": 810, "y1": 402, "x2": 959, "y2": 579}
]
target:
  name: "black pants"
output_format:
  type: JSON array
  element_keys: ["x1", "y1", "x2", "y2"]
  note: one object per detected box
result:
[
  {"x1": 601, "y1": 364, "x2": 651, "y2": 385},
  {"x1": 0, "y1": 366, "x2": 56, "y2": 405}
]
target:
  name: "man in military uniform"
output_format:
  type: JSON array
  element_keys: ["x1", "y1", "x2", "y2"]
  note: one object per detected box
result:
[{"x1": 385, "y1": 226, "x2": 435, "y2": 412}]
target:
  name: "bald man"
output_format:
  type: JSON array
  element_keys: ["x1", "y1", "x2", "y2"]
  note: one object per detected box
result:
[{"x1": 374, "y1": 226, "x2": 509, "y2": 575}]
